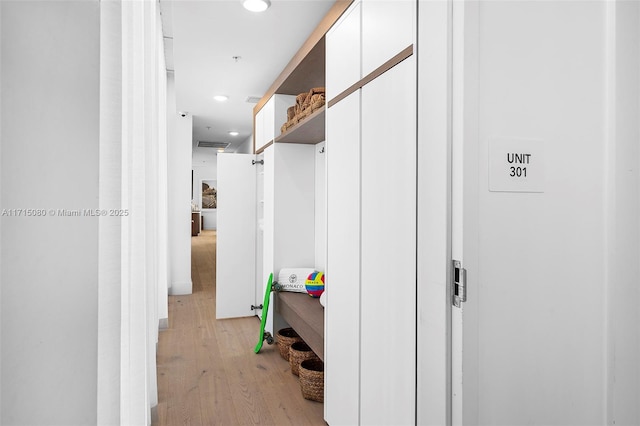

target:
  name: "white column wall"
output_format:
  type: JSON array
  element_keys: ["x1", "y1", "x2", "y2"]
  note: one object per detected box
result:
[
  {"x1": 167, "y1": 72, "x2": 177, "y2": 294},
  {"x1": 168, "y1": 99, "x2": 193, "y2": 295},
  {"x1": 2, "y1": 1, "x2": 170, "y2": 424},
  {"x1": 156, "y1": 21, "x2": 169, "y2": 329},
  {"x1": 1, "y1": 1, "x2": 100, "y2": 424}
]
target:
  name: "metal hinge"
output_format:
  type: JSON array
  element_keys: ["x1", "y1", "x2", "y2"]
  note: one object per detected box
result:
[
  {"x1": 452, "y1": 260, "x2": 467, "y2": 308},
  {"x1": 252, "y1": 159, "x2": 264, "y2": 165}
]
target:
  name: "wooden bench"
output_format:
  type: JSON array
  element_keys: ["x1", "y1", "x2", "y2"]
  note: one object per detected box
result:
[{"x1": 275, "y1": 292, "x2": 324, "y2": 360}]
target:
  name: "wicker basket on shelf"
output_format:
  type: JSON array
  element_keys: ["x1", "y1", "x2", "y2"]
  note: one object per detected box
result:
[
  {"x1": 295, "y1": 92, "x2": 309, "y2": 112},
  {"x1": 299, "y1": 358, "x2": 324, "y2": 402},
  {"x1": 286, "y1": 105, "x2": 296, "y2": 121},
  {"x1": 279, "y1": 87, "x2": 326, "y2": 136},
  {"x1": 308, "y1": 93, "x2": 325, "y2": 113},
  {"x1": 289, "y1": 341, "x2": 319, "y2": 376},
  {"x1": 276, "y1": 328, "x2": 302, "y2": 361}
]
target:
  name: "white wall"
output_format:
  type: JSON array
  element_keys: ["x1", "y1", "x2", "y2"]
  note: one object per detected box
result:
[
  {"x1": 1, "y1": 1, "x2": 100, "y2": 424},
  {"x1": 236, "y1": 134, "x2": 253, "y2": 154},
  {"x1": 167, "y1": 75, "x2": 192, "y2": 295},
  {"x1": 2, "y1": 2, "x2": 171, "y2": 423}
]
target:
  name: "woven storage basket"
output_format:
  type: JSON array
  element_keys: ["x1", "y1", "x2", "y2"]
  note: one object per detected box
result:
[
  {"x1": 289, "y1": 341, "x2": 318, "y2": 376},
  {"x1": 276, "y1": 328, "x2": 302, "y2": 361},
  {"x1": 308, "y1": 94, "x2": 325, "y2": 112},
  {"x1": 299, "y1": 358, "x2": 324, "y2": 403},
  {"x1": 287, "y1": 106, "x2": 296, "y2": 121},
  {"x1": 296, "y1": 92, "x2": 309, "y2": 108},
  {"x1": 297, "y1": 108, "x2": 312, "y2": 121},
  {"x1": 304, "y1": 87, "x2": 325, "y2": 109}
]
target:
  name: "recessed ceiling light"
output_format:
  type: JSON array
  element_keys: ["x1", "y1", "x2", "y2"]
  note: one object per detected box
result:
[
  {"x1": 214, "y1": 95, "x2": 228, "y2": 102},
  {"x1": 228, "y1": 131, "x2": 239, "y2": 137},
  {"x1": 243, "y1": 0, "x2": 270, "y2": 12}
]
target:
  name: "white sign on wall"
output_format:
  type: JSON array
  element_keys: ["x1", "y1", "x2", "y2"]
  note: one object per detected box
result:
[{"x1": 489, "y1": 138, "x2": 545, "y2": 193}]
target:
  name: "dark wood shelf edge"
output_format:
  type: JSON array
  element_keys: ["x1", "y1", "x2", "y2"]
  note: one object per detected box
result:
[
  {"x1": 254, "y1": 0, "x2": 354, "y2": 114},
  {"x1": 275, "y1": 292, "x2": 324, "y2": 361},
  {"x1": 274, "y1": 107, "x2": 325, "y2": 145},
  {"x1": 255, "y1": 140, "x2": 274, "y2": 155},
  {"x1": 328, "y1": 44, "x2": 414, "y2": 108}
]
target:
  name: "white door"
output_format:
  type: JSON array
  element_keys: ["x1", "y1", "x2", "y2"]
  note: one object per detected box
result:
[
  {"x1": 325, "y1": 90, "x2": 361, "y2": 425},
  {"x1": 216, "y1": 153, "x2": 256, "y2": 319},
  {"x1": 452, "y1": 1, "x2": 640, "y2": 424},
  {"x1": 360, "y1": 56, "x2": 416, "y2": 426}
]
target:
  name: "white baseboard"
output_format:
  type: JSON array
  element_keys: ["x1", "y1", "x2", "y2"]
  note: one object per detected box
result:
[
  {"x1": 168, "y1": 280, "x2": 192, "y2": 295},
  {"x1": 158, "y1": 317, "x2": 169, "y2": 330}
]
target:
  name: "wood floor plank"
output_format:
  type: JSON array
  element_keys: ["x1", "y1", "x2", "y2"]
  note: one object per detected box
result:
[{"x1": 154, "y1": 230, "x2": 326, "y2": 426}]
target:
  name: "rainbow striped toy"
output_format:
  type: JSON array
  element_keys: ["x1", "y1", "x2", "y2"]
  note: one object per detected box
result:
[{"x1": 305, "y1": 271, "x2": 325, "y2": 298}]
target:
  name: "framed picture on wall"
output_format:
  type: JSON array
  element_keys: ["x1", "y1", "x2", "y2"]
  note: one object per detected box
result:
[{"x1": 201, "y1": 179, "x2": 217, "y2": 209}]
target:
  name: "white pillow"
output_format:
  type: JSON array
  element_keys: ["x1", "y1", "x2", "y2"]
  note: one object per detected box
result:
[{"x1": 277, "y1": 268, "x2": 316, "y2": 293}]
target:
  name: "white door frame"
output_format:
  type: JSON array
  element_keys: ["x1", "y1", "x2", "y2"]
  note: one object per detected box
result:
[{"x1": 416, "y1": 1, "x2": 456, "y2": 425}]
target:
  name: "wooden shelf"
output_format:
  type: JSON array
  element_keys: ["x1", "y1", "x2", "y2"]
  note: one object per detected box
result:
[
  {"x1": 275, "y1": 292, "x2": 324, "y2": 360},
  {"x1": 275, "y1": 107, "x2": 325, "y2": 144},
  {"x1": 252, "y1": 0, "x2": 353, "y2": 153},
  {"x1": 254, "y1": 1, "x2": 353, "y2": 114}
]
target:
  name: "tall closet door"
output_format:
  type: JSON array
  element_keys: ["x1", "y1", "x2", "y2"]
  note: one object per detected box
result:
[
  {"x1": 216, "y1": 153, "x2": 257, "y2": 319},
  {"x1": 361, "y1": 0, "x2": 415, "y2": 77},
  {"x1": 325, "y1": 90, "x2": 361, "y2": 425},
  {"x1": 325, "y1": 1, "x2": 361, "y2": 101},
  {"x1": 360, "y1": 56, "x2": 416, "y2": 425}
]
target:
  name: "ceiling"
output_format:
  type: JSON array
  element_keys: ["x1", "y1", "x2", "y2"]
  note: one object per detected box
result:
[{"x1": 159, "y1": 0, "x2": 336, "y2": 157}]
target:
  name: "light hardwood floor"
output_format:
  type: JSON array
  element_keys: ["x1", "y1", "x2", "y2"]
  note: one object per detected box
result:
[{"x1": 154, "y1": 230, "x2": 326, "y2": 426}]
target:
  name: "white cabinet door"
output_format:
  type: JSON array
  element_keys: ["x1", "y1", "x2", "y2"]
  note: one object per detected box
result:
[
  {"x1": 262, "y1": 96, "x2": 275, "y2": 147},
  {"x1": 360, "y1": 56, "x2": 416, "y2": 425},
  {"x1": 325, "y1": 90, "x2": 361, "y2": 425},
  {"x1": 361, "y1": 0, "x2": 415, "y2": 77},
  {"x1": 254, "y1": 106, "x2": 265, "y2": 152},
  {"x1": 326, "y1": 1, "x2": 361, "y2": 101},
  {"x1": 216, "y1": 153, "x2": 257, "y2": 319}
]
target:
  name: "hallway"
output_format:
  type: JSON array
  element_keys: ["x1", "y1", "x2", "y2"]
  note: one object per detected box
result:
[{"x1": 154, "y1": 230, "x2": 326, "y2": 425}]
